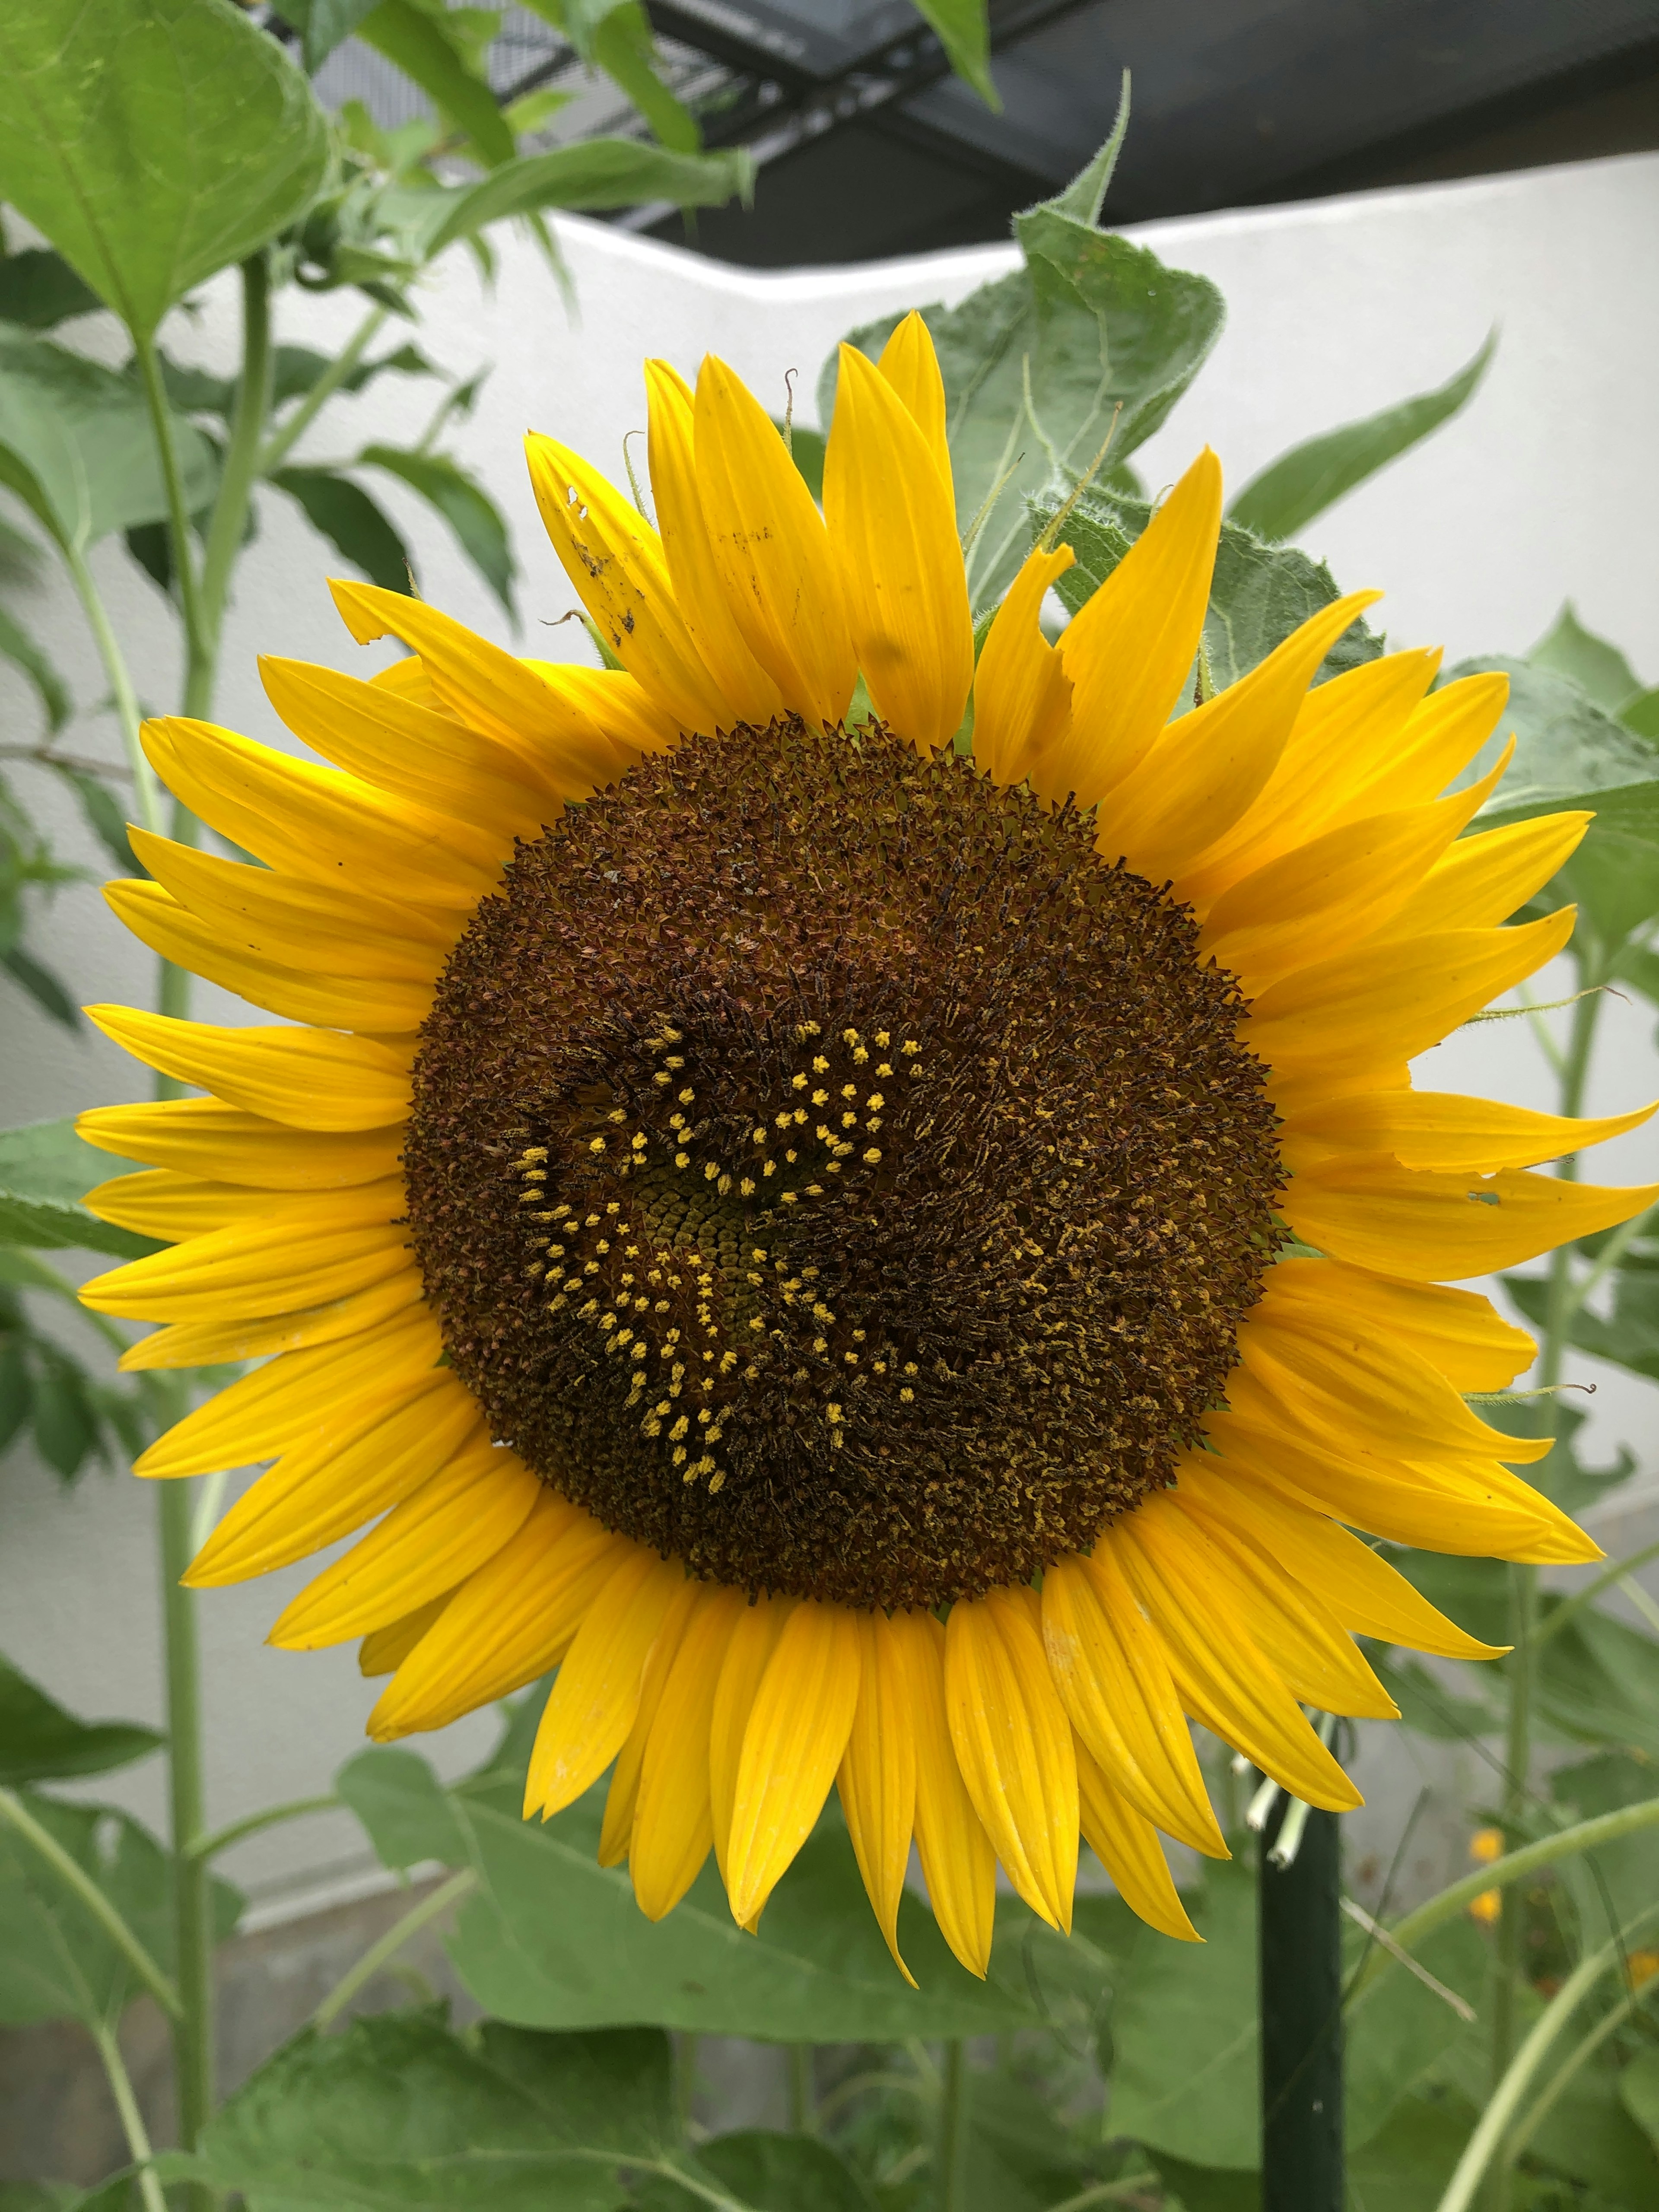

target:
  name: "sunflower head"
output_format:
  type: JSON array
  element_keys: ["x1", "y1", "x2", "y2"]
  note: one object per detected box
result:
[{"x1": 79, "y1": 312, "x2": 1653, "y2": 1977}]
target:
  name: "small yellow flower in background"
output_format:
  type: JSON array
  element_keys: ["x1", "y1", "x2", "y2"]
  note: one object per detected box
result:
[
  {"x1": 75, "y1": 314, "x2": 1659, "y2": 1980},
  {"x1": 1624, "y1": 1948, "x2": 1659, "y2": 1990},
  {"x1": 1469, "y1": 1891, "x2": 1503, "y2": 1926},
  {"x1": 1470, "y1": 1826, "x2": 1505, "y2": 1864}
]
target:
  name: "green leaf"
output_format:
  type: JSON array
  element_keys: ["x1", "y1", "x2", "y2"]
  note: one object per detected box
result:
[
  {"x1": 341, "y1": 1745, "x2": 1050, "y2": 2039},
  {"x1": 1451, "y1": 656, "x2": 1659, "y2": 838},
  {"x1": 357, "y1": 0, "x2": 516, "y2": 170},
  {"x1": 913, "y1": 0, "x2": 999, "y2": 109},
  {"x1": 0, "y1": 1117, "x2": 154, "y2": 1259},
  {"x1": 176, "y1": 2011, "x2": 676, "y2": 2210},
  {"x1": 1343, "y1": 2093, "x2": 1473, "y2": 2211},
  {"x1": 289, "y1": 0, "x2": 385, "y2": 72},
  {"x1": 776, "y1": 420, "x2": 826, "y2": 502},
  {"x1": 1622, "y1": 685, "x2": 1659, "y2": 742},
  {"x1": 2, "y1": 944, "x2": 80, "y2": 1032},
  {"x1": 639, "y1": 2131, "x2": 880, "y2": 2212},
  {"x1": 1623, "y1": 2048, "x2": 1659, "y2": 2152},
  {"x1": 1509, "y1": 1261, "x2": 1659, "y2": 1386},
  {"x1": 517, "y1": 2, "x2": 701, "y2": 153},
  {"x1": 0, "y1": 0, "x2": 329, "y2": 340},
  {"x1": 358, "y1": 443, "x2": 515, "y2": 617},
  {"x1": 271, "y1": 465, "x2": 413, "y2": 595},
  {"x1": 0, "y1": 1792, "x2": 238, "y2": 2028},
  {"x1": 1528, "y1": 601, "x2": 1645, "y2": 715},
  {"x1": 0, "y1": 1653, "x2": 162, "y2": 1786},
  {"x1": 28, "y1": 1348, "x2": 99, "y2": 1478},
  {"x1": 1033, "y1": 486, "x2": 1381, "y2": 692},
  {"x1": 392, "y1": 139, "x2": 756, "y2": 261},
  {"x1": 824, "y1": 139, "x2": 1223, "y2": 607},
  {"x1": 0, "y1": 600, "x2": 71, "y2": 732},
  {"x1": 1532, "y1": 1602, "x2": 1659, "y2": 1761},
  {"x1": 1373, "y1": 1653, "x2": 1500, "y2": 1742},
  {"x1": 1226, "y1": 332, "x2": 1494, "y2": 544},
  {"x1": 48, "y1": 766, "x2": 143, "y2": 878},
  {"x1": 0, "y1": 249, "x2": 103, "y2": 331},
  {"x1": 1550, "y1": 1752, "x2": 1659, "y2": 1929},
  {"x1": 0, "y1": 327, "x2": 215, "y2": 555},
  {"x1": 1145, "y1": 2153, "x2": 1259, "y2": 2211}
]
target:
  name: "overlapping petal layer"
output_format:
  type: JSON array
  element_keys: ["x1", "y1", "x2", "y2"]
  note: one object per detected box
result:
[{"x1": 81, "y1": 317, "x2": 1656, "y2": 1980}]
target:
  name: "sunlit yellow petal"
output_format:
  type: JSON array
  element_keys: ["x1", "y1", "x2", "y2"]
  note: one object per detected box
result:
[
  {"x1": 877, "y1": 311, "x2": 950, "y2": 477},
  {"x1": 359, "y1": 1590, "x2": 455, "y2": 1678},
  {"x1": 891, "y1": 1608, "x2": 996, "y2": 1979},
  {"x1": 1373, "y1": 811, "x2": 1591, "y2": 939},
  {"x1": 82, "y1": 1186, "x2": 410, "y2": 1323},
  {"x1": 601, "y1": 1577, "x2": 706, "y2": 1867},
  {"x1": 77, "y1": 1097, "x2": 405, "y2": 1188},
  {"x1": 824, "y1": 343, "x2": 973, "y2": 754},
  {"x1": 972, "y1": 544, "x2": 1075, "y2": 789},
  {"x1": 1074, "y1": 1737, "x2": 1199, "y2": 1943},
  {"x1": 631, "y1": 1584, "x2": 747, "y2": 1921},
  {"x1": 1280, "y1": 1088, "x2": 1656, "y2": 1178},
  {"x1": 524, "y1": 1547, "x2": 683, "y2": 1819},
  {"x1": 83, "y1": 1008, "x2": 410, "y2": 1133},
  {"x1": 1264, "y1": 1255, "x2": 1534, "y2": 1392},
  {"x1": 837, "y1": 1608, "x2": 919, "y2": 1984},
  {"x1": 728, "y1": 1599, "x2": 862, "y2": 1927}
]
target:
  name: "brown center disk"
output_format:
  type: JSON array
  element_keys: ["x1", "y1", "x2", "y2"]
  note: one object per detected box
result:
[{"x1": 404, "y1": 715, "x2": 1282, "y2": 1610}]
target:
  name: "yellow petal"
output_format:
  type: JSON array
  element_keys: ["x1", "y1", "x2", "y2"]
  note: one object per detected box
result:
[
  {"x1": 360, "y1": 1590, "x2": 454, "y2": 1678},
  {"x1": 694, "y1": 354, "x2": 857, "y2": 726},
  {"x1": 824, "y1": 343, "x2": 973, "y2": 755},
  {"x1": 260, "y1": 655, "x2": 568, "y2": 828},
  {"x1": 524, "y1": 1548, "x2": 683, "y2": 1819},
  {"x1": 972, "y1": 545, "x2": 1075, "y2": 789},
  {"x1": 1346, "y1": 669, "x2": 1513, "y2": 817},
  {"x1": 519, "y1": 661, "x2": 680, "y2": 762},
  {"x1": 1205, "y1": 1402, "x2": 1594, "y2": 1564},
  {"x1": 270, "y1": 1436, "x2": 542, "y2": 1649},
  {"x1": 370, "y1": 1493, "x2": 623, "y2": 1738},
  {"x1": 130, "y1": 827, "x2": 452, "y2": 977},
  {"x1": 77, "y1": 1097, "x2": 404, "y2": 1187},
  {"x1": 1159, "y1": 1476, "x2": 1399, "y2": 1719},
  {"x1": 1245, "y1": 1289, "x2": 1535, "y2": 1464},
  {"x1": 631, "y1": 1584, "x2": 747, "y2": 1921},
  {"x1": 81, "y1": 1192, "x2": 410, "y2": 1323},
  {"x1": 136, "y1": 1300, "x2": 439, "y2": 1475},
  {"x1": 1103, "y1": 1503, "x2": 1363, "y2": 1812},
  {"x1": 728, "y1": 1599, "x2": 862, "y2": 1927},
  {"x1": 643, "y1": 358, "x2": 782, "y2": 726},
  {"x1": 837, "y1": 1608, "x2": 919, "y2": 1984},
  {"x1": 1040, "y1": 1554, "x2": 1225, "y2": 1857},
  {"x1": 83, "y1": 1007, "x2": 411, "y2": 1133},
  {"x1": 142, "y1": 716, "x2": 504, "y2": 912},
  {"x1": 329, "y1": 578, "x2": 632, "y2": 792},
  {"x1": 106, "y1": 880, "x2": 433, "y2": 1035},
  {"x1": 85, "y1": 1169, "x2": 301, "y2": 1240},
  {"x1": 1374, "y1": 812, "x2": 1592, "y2": 939},
  {"x1": 184, "y1": 1373, "x2": 480, "y2": 1586},
  {"x1": 1280, "y1": 1087, "x2": 1656, "y2": 1178},
  {"x1": 1200, "y1": 750, "x2": 1511, "y2": 993},
  {"x1": 1037, "y1": 450, "x2": 1222, "y2": 808},
  {"x1": 1282, "y1": 1154, "x2": 1659, "y2": 1279},
  {"x1": 1173, "y1": 1456, "x2": 1505, "y2": 1660},
  {"x1": 890, "y1": 1607, "x2": 996, "y2": 1979},
  {"x1": 877, "y1": 311, "x2": 950, "y2": 480},
  {"x1": 1265, "y1": 1255, "x2": 1534, "y2": 1392},
  {"x1": 709, "y1": 1593, "x2": 797, "y2": 1893},
  {"x1": 1174, "y1": 649, "x2": 1443, "y2": 909},
  {"x1": 118, "y1": 1273, "x2": 424, "y2": 1373},
  {"x1": 1103, "y1": 591, "x2": 1382, "y2": 884},
  {"x1": 1074, "y1": 1738, "x2": 1199, "y2": 1943},
  {"x1": 601, "y1": 1576, "x2": 706, "y2": 1867},
  {"x1": 1246, "y1": 910, "x2": 1577, "y2": 1084},
  {"x1": 944, "y1": 1586, "x2": 1077, "y2": 1933},
  {"x1": 523, "y1": 432, "x2": 730, "y2": 735}
]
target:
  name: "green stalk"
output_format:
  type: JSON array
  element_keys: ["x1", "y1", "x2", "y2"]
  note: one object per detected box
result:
[
  {"x1": 186, "y1": 1793, "x2": 340, "y2": 1863},
  {"x1": 61, "y1": 541, "x2": 164, "y2": 836},
  {"x1": 131, "y1": 331, "x2": 209, "y2": 698},
  {"x1": 938, "y1": 2040, "x2": 970, "y2": 2212},
  {"x1": 311, "y1": 1869, "x2": 477, "y2": 2031},
  {"x1": 89, "y1": 2018, "x2": 171, "y2": 2212},
  {"x1": 190, "y1": 254, "x2": 275, "y2": 721},
  {"x1": 158, "y1": 1458, "x2": 214, "y2": 2179},
  {"x1": 786, "y1": 2043, "x2": 814, "y2": 2133},
  {"x1": 1487, "y1": 969, "x2": 1604, "y2": 2189},
  {"x1": 257, "y1": 301, "x2": 387, "y2": 478}
]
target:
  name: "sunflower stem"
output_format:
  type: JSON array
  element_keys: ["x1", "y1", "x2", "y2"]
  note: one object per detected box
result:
[
  {"x1": 190, "y1": 253, "x2": 274, "y2": 721},
  {"x1": 1486, "y1": 956, "x2": 1605, "y2": 2210},
  {"x1": 938, "y1": 2039, "x2": 970, "y2": 2212},
  {"x1": 89, "y1": 2018, "x2": 171, "y2": 2212},
  {"x1": 157, "y1": 1460, "x2": 215, "y2": 2193},
  {"x1": 1259, "y1": 1792, "x2": 1344, "y2": 2211},
  {"x1": 787, "y1": 2042, "x2": 814, "y2": 2133}
]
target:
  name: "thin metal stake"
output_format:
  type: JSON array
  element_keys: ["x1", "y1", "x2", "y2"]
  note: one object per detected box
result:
[{"x1": 1259, "y1": 1794, "x2": 1344, "y2": 2212}]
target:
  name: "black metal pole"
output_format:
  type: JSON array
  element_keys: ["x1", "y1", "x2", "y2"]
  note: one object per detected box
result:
[{"x1": 1259, "y1": 1796, "x2": 1344, "y2": 2212}]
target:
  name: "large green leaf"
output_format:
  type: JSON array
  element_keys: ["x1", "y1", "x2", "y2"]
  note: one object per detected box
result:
[
  {"x1": 272, "y1": 466, "x2": 413, "y2": 597},
  {"x1": 638, "y1": 2130, "x2": 880, "y2": 2212},
  {"x1": 0, "y1": 327, "x2": 214, "y2": 555},
  {"x1": 1624, "y1": 2049, "x2": 1659, "y2": 2154},
  {"x1": 517, "y1": 1, "x2": 702, "y2": 153},
  {"x1": 358, "y1": 444, "x2": 515, "y2": 617},
  {"x1": 1032, "y1": 486, "x2": 1381, "y2": 692},
  {"x1": 1527, "y1": 601, "x2": 1645, "y2": 715},
  {"x1": 167, "y1": 2013, "x2": 687, "y2": 2211},
  {"x1": 0, "y1": 1119, "x2": 153, "y2": 1258},
  {"x1": 824, "y1": 130, "x2": 1223, "y2": 606},
  {"x1": 1226, "y1": 332, "x2": 1494, "y2": 544},
  {"x1": 357, "y1": 0, "x2": 516, "y2": 171},
  {"x1": 387, "y1": 139, "x2": 756, "y2": 261},
  {"x1": 0, "y1": 1654, "x2": 162, "y2": 1786},
  {"x1": 0, "y1": 1792, "x2": 238, "y2": 2028},
  {"x1": 0, "y1": 0, "x2": 329, "y2": 340},
  {"x1": 1453, "y1": 656, "x2": 1659, "y2": 839},
  {"x1": 337, "y1": 1745, "x2": 1052, "y2": 2039},
  {"x1": 913, "y1": 0, "x2": 998, "y2": 108},
  {"x1": 1508, "y1": 1260, "x2": 1659, "y2": 1387},
  {"x1": 1107, "y1": 1858, "x2": 1484, "y2": 2170},
  {"x1": 0, "y1": 249, "x2": 103, "y2": 332}
]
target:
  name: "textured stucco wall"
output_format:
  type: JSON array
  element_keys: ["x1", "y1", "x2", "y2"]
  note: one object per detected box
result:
[{"x1": 0, "y1": 149, "x2": 1655, "y2": 1923}]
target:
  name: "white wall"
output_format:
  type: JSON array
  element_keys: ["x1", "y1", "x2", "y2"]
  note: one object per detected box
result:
[{"x1": 2, "y1": 150, "x2": 1656, "y2": 1917}]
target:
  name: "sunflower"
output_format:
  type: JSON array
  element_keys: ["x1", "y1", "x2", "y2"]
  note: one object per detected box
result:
[{"x1": 79, "y1": 316, "x2": 1655, "y2": 1977}]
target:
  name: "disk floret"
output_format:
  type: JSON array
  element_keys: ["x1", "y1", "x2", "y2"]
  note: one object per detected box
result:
[{"x1": 404, "y1": 716, "x2": 1283, "y2": 1609}]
